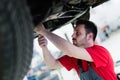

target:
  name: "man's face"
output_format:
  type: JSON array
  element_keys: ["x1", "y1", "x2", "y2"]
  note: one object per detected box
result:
[{"x1": 72, "y1": 24, "x2": 88, "y2": 47}]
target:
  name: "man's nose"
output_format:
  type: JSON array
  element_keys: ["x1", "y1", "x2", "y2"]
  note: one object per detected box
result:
[{"x1": 71, "y1": 33, "x2": 76, "y2": 38}]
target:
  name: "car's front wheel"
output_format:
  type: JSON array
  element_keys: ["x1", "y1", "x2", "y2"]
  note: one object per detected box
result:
[{"x1": 0, "y1": 0, "x2": 33, "y2": 80}]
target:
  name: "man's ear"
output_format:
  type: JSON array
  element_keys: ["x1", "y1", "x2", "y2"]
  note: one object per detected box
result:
[{"x1": 87, "y1": 33, "x2": 94, "y2": 41}]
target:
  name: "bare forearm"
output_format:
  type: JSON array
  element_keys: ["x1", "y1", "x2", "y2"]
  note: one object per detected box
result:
[
  {"x1": 42, "y1": 47, "x2": 61, "y2": 69},
  {"x1": 41, "y1": 30, "x2": 74, "y2": 56}
]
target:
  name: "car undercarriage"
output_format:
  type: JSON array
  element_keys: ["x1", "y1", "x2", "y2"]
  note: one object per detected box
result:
[{"x1": 27, "y1": 0, "x2": 109, "y2": 31}]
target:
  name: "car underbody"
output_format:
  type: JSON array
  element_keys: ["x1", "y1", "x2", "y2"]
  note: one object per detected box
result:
[{"x1": 27, "y1": 0, "x2": 109, "y2": 31}]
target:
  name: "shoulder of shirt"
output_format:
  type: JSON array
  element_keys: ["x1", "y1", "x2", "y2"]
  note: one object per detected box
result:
[{"x1": 86, "y1": 45, "x2": 107, "y2": 50}]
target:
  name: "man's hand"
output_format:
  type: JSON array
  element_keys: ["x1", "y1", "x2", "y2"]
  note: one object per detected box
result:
[
  {"x1": 38, "y1": 35, "x2": 48, "y2": 48},
  {"x1": 34, "y1": 23, "x2": 45, "y2": 34}
]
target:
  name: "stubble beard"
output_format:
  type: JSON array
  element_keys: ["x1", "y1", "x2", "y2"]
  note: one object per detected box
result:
[{"x1": 73, "y1": 42, "x2": 79, "y2": 47}]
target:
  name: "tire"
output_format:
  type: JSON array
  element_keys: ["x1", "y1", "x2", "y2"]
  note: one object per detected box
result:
[{"x1": 0, "y1": 0, "x2": 33, "y2": 80}]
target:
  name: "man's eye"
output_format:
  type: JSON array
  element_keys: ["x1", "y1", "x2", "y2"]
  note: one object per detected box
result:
[{"x1": 76, "y1": 32, "x2": 80, "y2": 36}]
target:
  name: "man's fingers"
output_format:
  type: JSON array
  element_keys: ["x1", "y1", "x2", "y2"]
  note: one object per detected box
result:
[
  {"x1": 38, "y1": 37, "x2": 46, "y2": 42},
  {"x1": 34, "y1": 27, "x2": 39, "y2": 33},
  {"x1": 34, "y1": 23, "x2": 45, "y2": 34},
  {"x1": 38, "y1": 35, "x2": 47, "y2": 47},
  {"x1": 38, "y1": 35, "x2": 45, "y2": 40},
  {"x1": 38, "y1": 40, "x2": 47, "y2": 47},
  {"x1": 38, "y1": 40, "x2": 46, "y2": 46}
]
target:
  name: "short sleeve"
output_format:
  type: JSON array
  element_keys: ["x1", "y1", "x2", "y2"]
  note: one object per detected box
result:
[
  {"x1": 58, "y1": 55, "x2": 77, "y2": 71},
  {"x1": 85, "y1": 45, "x2": 110, "y2": 67}
]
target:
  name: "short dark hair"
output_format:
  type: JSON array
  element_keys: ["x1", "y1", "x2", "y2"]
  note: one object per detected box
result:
[{"x1": 76, "y1": 19, "x2": 97, "y2": 41}]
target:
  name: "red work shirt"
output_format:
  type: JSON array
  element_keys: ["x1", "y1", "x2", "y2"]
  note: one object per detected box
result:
[{"x1": 58, "y1": 45, "x2": 117, "y2": 80}]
